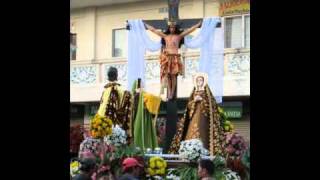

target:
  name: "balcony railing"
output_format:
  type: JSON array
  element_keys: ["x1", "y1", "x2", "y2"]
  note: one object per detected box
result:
[{"x1": 70, "y1": 49, "x2": 250, "y2": 102}]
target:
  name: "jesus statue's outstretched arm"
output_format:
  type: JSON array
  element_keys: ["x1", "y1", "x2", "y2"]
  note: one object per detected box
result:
[
  {"x1": 145, "y1": 23, "x2": 167, "y2": 38},
  {"x1": 179, "y1": 20, "x2": 202, "y2": 37}
]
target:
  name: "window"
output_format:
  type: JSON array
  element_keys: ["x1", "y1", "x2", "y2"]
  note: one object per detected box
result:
[
  {"x1": 112, "y1": 29, "x2": 127, "y2": 57},
  {"x1": 225, "y1": 14, "x2": 250, "y2": 49},
  {"x1": 159, "y1": 7, "x2": 168, "y2": 13},
  {"x1": 70, "y1": 33, "x2": 77, "y2": 60},
  {"x1": 244, "y1": 16, "x2": 250, "y2": 48}
]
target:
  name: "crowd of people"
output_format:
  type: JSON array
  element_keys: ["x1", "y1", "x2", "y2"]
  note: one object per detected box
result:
[{"x1": 71, "y1": 156, "x2": 216, "y2": 180}]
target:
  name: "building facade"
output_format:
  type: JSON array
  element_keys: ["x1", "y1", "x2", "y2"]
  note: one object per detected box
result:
[{"x1": 70, "y1": 0, "x2": 250, "y2": 141}]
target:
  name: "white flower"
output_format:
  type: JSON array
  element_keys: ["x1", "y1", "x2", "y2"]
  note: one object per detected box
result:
[
  {"x1": 178, "y1": 139, "x2": 207, "y2": 161},
  {"x1": 79, "y1": 137, "x2": 101, "y2": 155},
  {"x1": 223, "y1": 169, "x2": 241, "y2": 180},
  {"x1": 166, "y1": 174, "x2": 180, "y2": 180},
  {"x1": 104, "y1": 125, "x2": 127, "y2": 146}
]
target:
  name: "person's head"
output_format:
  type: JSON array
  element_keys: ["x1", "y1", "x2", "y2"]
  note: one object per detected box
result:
[
  {"x1": 165, "y1": 22, "x2": 181, "y2": 35},
  {"x1": 196, "y1": 76, "x2": 204, "y2": 88},
  {"x1": 161, "y1": 23, "x2": 184, "y2": 48},
  {"x1": 107, "y1": 67, "x2": 118, "y2": 82},
  {"x1": 198, "y1": 159, "x2": 215, "y2": 179},
  {"x1": 122, "y1": 157, "x2": 143, "y2": 177},
  {"x1": 96, "y1": 172, "x2": 113, "y2": 180},
  {"x1": 169, "y1": 24, "x2": 176, "y2": 34},
  {"x1": 79, "y1": 158, "x2": 97, "y2": 176}
]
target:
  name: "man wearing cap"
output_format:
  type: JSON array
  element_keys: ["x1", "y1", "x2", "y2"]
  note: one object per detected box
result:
[{"x1": 119, "y1": 157, "x2": 143, "y2": 180}]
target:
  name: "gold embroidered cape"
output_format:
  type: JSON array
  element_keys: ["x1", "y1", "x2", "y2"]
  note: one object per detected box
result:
[
  {"x1": 169, "y1": 85, "x2": 226, "y2": 156},
  {"x1": 97, "y1": 82, "x2": 132, "y2": 138}
]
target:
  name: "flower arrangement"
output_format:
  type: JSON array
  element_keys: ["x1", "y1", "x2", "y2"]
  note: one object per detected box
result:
[
  {"x1": 223, "y1": 120, "x2": 235, "y2": 132},
  {"x1": 147, "y1": 156, "x2": 167, "y2": 177},
  {"x1": 70, "y1": 125, "x2": 84, "y2": 154},
  {"x1": 70, "y1": 160, "x2": 80, "y2": 177},
  {"x1": 79, "y1": 137, "x2": 103, "y2": 158},
  {"x1": 166, "y1": 168, "x2": 181, "y2": 180},
  {"x1": 218, "y1": 107, "x2": 234, "y2": 132},
  {"x1": 104, "y1": 125, "x2": 127, "y2": 147},
  {"x1": 167, "y1": 163, "x2": 199, "y2": 180},
  {"x1": 213, "y1": 155, "x2": 227, "y2": 169},
  {"x1": 225, "y1": 133, "x2": 248, "y2": 158},
  {"x1": 90, "y1": 114, "x2": 113, "y2": 139},
  {"x1": 178, "y1": 139, "x2": 207, "y2": 161},
  {"x1": 222, "y1": 169, "x2": 241, "y2": 180}
]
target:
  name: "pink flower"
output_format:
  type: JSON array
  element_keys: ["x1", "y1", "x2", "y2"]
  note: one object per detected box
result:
[
  {"x1": 226, "y1": 146, "x2": 235, "y2": 153},
  {"x1": 231, "y1": 139, "x2": 237, "y2": 145}
]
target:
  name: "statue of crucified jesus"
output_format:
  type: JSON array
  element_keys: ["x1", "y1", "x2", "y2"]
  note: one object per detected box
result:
[{"x1": 144, "y1": 21, "x2": 202, "y2": 100}]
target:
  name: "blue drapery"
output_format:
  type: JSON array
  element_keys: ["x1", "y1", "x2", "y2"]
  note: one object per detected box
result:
[
  {"x1": 127, "y1": 20, "x2": 161, "y2": 90},
  {"x1": 185, "y1": 17, "x2": 224, "y2": 103}
]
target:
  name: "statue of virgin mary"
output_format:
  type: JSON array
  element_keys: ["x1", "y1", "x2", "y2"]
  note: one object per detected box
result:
[{"x1": 169, "y1": 72, "x2": 226, "y2": 156}]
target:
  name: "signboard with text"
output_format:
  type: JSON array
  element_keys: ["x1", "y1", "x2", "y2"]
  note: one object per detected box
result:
[
  {"x1": 221, "y1": 101, "x2": 243, "y2": 118},
  {"x1": 219, "y1": 0, "x2": 250, "y2": 16}
]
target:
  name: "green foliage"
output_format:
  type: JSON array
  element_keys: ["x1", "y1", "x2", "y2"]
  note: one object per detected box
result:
[
  {"x1": 168, "y1": 165, "x2": 198, "y2": 180},
  {"x1": 214, "y1": 170, "x2": 227, "y2": 180},
  {"x1": 103, "y1": 145, "x2": 144, "y2": 178},
  {"x1": 114, "y1": 144, "x2": 144, "y2": 158},
  {"x1": 213, "y1": 155, "x2": 227, "y2": 169}
]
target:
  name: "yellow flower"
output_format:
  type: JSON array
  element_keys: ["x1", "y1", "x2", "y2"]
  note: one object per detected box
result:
[
  {"x1": 95, "y1": 132, "x2": 101, "y2": 138},
  {"x1": 108, "y1": 121, "x2": 113, "y2": 126},
  {"x1": 156, "y1": 161, "x2": 163, "y2": 168},
  {"x1": 155, "y1": 169, "x2": 161, "y2": 175},
  {"x1": 149, "y1": 161, "x2": 155, "y2": 169},
  {"x1": 106, "y1": 128, "x2": 112, "y2": 135},
  {"x1": 91, "y1": 131, "x2": 96, "y2": 137},
  {"x1": 70, "y1": 161, "x2": 79, "y2": 169},
  {"x1": 159, "y1": 168, "x2": 165, "y2": 175},
  {"x1": 148, "y1": 168, "x2": 155, "y2": 176}
]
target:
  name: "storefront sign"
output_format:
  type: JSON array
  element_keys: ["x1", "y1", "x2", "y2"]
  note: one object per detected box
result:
[
  {"x1": 219, "y1": 0, "x2": 250, "y2": 16},
  {"x1": 224, "y1": 107, "x2": 242, "y2": 118},
  {"x1": 221, "y1": 102, "x2": 243, "y2": 118}
]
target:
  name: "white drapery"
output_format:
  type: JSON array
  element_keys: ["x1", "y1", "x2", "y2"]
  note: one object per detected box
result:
[
  {"x1": 127, "y1": 20, "x2": 162, "y2": 90},
  {"x1": 185, "y1": 17, "x2": 224, "y2": 103}
]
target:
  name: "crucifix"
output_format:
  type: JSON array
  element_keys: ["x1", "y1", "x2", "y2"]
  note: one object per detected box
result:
[
  {"x1": 126, "y1": 0, "x2": 221, "y2": 153},
  {"x1": 127, "y1": 0, "x2": 220, "y2": 101}
]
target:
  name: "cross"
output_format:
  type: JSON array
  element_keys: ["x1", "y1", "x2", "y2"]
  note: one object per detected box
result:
[{"x1": 127, "y1": 0, "x2": 221, "y2": 30}]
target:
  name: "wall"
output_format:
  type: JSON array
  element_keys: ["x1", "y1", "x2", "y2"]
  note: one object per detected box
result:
[
  {"x1": 70, "y1": 0, "x2": 221, "y2": 61},
  {"x1": 71, "y1": 8, "x2": 96, "y2": 61}
]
